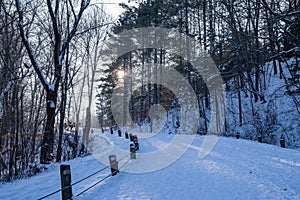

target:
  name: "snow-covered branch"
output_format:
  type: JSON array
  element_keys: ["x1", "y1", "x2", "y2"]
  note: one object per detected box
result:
[{"x1": 270, "y1": 47, "x2": 300, "y2": 59}]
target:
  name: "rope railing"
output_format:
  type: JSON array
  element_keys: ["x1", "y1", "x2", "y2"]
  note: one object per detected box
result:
[
  {"x1": 76, "y1": 173, "x2": 112, "y2": 197},
  {"x1": 37, "y1": 165, "x2": 110, "y2": 200},
  {"x1": 71, "y1": 165, "x2": 110, "y2": 186},
  {"x1": 37, "y1": 131, "x2": 139, "y2": 200},
  {"x1": 76, "y1": 155, "x2": 132, "y2": 197},
  {"x1": 119, "y1": 153, "x2": 131, "y2": 162},
  {"x1": 37, "y1": 188, "x2": 63, "y2": 200},
  {"x1": 119, "y1": 157, "x2": 132, "y2": 170}
]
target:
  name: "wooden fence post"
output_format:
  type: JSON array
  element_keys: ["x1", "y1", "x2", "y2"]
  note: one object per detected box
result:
[
  {"x1": 236, "y1": 132, "x2": 240, "y2": 139},
  {"x1": 60, "y1": 165, "x2": 72, "y2": 200},
  {"x1": 118, "y1": 130, "x2": 122, "y2": 137},
  {"x1": 110, "y1": 127, "x2": 113, "y2": 134},
  {"x1": 130, "y1": 144, "x2": 136, "y2": 159},
  {"x1": 280, "y1": 138, "x2": 286, "y2": 148},
  {"x1": 109, "y1": 155, "x2": 119, "y2": 176},
  {"x1": 133, "y1": 137, "x2": 139, "y2": 151},
  {"x1": 258, "y1": 136, "x2": 262, "y2": 143},
  {"x1": 125, "y1": 132, "x2": 129, "y2": 139}
]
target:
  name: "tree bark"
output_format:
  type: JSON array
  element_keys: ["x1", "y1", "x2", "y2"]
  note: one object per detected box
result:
[{"x1": 40, "y1": 91, "x2": 57, "y2": 164}]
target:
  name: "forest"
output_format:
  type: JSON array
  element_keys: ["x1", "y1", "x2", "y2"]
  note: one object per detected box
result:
[{"x1": 0, "y1": 0, "x2": 299, "y2": 181}]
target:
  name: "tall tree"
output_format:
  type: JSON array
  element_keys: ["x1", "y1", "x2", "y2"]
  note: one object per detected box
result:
[{"x1": 15, "y1": 0, "x2": 91, "y2": 163}]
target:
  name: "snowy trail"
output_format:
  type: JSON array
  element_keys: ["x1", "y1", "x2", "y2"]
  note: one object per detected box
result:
[
  {"x1": 0, "y1": 130, "x2": 299, "y2": 200},
  {"x1": 80, "y1": 133, "x2": 300, "y2": 200}
]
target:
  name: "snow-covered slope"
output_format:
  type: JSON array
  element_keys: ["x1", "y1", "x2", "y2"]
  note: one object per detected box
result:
[
  {"x1": 225, "y1": 58, "x2": 300, "y2": 147},
  {"x1": 1, "y1": 130, "x2": 299, "y2": 200}
]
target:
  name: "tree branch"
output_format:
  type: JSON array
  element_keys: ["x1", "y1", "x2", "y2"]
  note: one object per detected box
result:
[
  {"x1": 59, "y1": 0, "x2": 91, "y2": 67},
  {"x1": 15, "y1": 0, "x2": 50, "y2": 91},
  {"x1": 261, "y1": 0, "x2": 295, "y2": 24}
]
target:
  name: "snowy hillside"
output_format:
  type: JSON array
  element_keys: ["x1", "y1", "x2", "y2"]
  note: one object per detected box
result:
[
  {"x1": 1, "y1": 129, "x2": 299, "y2": 200},
  {"x1": 225, "y1": 58, "x2": 300, "y2": 147}
]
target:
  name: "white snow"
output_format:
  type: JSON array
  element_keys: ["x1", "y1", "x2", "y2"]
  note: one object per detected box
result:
[
  {"x1": 0, "y1": 129, "x2": 299, "y2": 200},
  {"x1": 48, "y1": 84, "x2": 55, "y2": 92},
  {"x1": 48, "y1": 100, "x2": 56, "y2": 108},
  {"x1": 58, "y1": 54, "x2": 63, "y2": 66},
  {"x1": 82, "y1": 0, "x2": 91, "y2": 9}
]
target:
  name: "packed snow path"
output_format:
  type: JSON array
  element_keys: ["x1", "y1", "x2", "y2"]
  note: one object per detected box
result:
[{"x1": 1, "y1": 130, "x2": 299, "y2": 200}]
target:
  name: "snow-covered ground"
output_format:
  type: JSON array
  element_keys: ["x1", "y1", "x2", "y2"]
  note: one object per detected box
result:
[{"x1": 1, "y1": 129, "x2": 300, "y2": 200}]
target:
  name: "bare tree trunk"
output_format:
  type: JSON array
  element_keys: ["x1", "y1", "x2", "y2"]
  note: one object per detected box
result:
[
  {"x1": 203, "y1": 0, "x2": 207, "y2": 50},
  {"x1": 31, "y1": 92, "x2": 44, "y2": 163},
  {"x1": 40, "y1": 91, "x2": 57, "y2": 163},
  {"x1": 14, "y1": 84, "x2": 19, "y2": 177},
  {"x1": 73, "y1": 69, "x2": 86, "y2": 157},
  {"x1": 153, "y1": 49, "x2": 158, "y2": 105},
  {"x1": 208, "y1": 0, "x2": 215, "y2": 53},
  {"x1": 56, "y1": 46, "x2": 70, "y2": 162},
  {"x1": 139, "y1": 49, "x2": 145, "y2": 123},
  {"x1": 15, "y1": 0, "x2": 91, "y2": 164},
  {"x1": 238, "y1": 75, "x2": 243, "y2": 126}
]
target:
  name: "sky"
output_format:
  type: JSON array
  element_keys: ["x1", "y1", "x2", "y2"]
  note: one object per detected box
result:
[
  {"x1": 92, "y1": 0, "x2": 136, "y2": 21},
  {"x1": 75, "y1": 0, "x2": 130, "y2": 126},
  {"x1": 83, "y1": 0, "x2": 138, "y2": 125}
]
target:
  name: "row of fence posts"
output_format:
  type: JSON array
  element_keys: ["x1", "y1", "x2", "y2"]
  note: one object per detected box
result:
[
  {"x1": 59, "y1": 129, "x2": 139, "y2": 200},
  {"x1": 235, "y1": 132, "x2": 286, "y2": 148},
  {"x1": 111, "y1": 128, "x2": 140, "y2": 152},
  {"x1": 114, "y1": 128, "x2": 139, "y2": 160}
]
